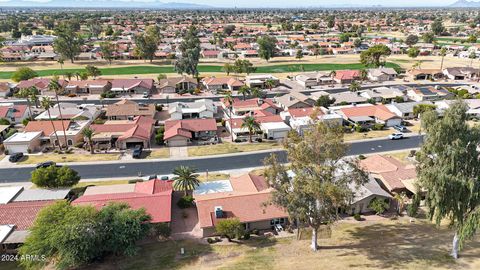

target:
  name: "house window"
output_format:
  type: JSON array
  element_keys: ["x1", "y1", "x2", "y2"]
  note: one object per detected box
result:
[
  {"x1": 54, "y1": 140, "x2": 59, "y2": 146},
  {"x1": 67, "y1": 140, "x2": 73, "y2": 146},
  {"x1": 270, "y1": 218, "x2": 285, "y2": 225}
]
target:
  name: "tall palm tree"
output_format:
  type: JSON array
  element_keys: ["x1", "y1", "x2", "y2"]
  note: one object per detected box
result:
[
  {"x1": 41, "y1": 97, "x2": 61, "y2": 150},
  {"x1": 15, "y1": 87, "x2": 37, "y2": 120},
  {"x1": 81, "y1": 127, "x2": 95, "y2": 154},
  {"x1": 349, "y1": 81, "x2": 361, "y2": 92},
  {"x1": 238, "y1": 85, "x2": 251, "y2": 101},
  {"x1": 49, "y1": 75, "x2": 68, "y2": 149},
  {"x1": 250, "y1": 87, "x2": 264, "y2": 98},
  {"x1": 172, "y1": 166, "x2": 200, "y2": 196},
  {"x1": 393, "y1": 192, "x2": 407, "y2": 215},
  {"x1": 224, "y1": 91, "x2": 234, "y2": 142},
  {"x1": 241, "y1": 116, "x2": 260, "y2": 143},
  {"x1": 439, "y1": 47, "x2": 447, "y2": 71},
  {"x1": 28, "y1": 86, "x2": 39, "y2": 109},
  {"x1": 57, "y1": 58, "x2": 65, "y2": 79},
  {"x1": 264, "y1": 79, "x2": 276, "y2": 91}
]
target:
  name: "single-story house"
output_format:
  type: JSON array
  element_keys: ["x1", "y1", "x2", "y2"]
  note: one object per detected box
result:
[
  {"x1": 25, "y1": 120, "x2": 89, "y2": 148},
  {"x1": 274, "y1": 91, "x2": 315, "y2": 111},
  {"x1": 348, "y1": 176, "x2": 392, "y2": 215},
  {"x1": 367, "y1": 68, "x2": 398, "y2": 82},
  {"x1": 337, "y1": 104, "x2": 403, "y2": 127},
  {"x1": 407, "y1": 69, "x2": 444, "y2": 81},
  {"x1": 221, "y1": 98, "x2": 280, "y2": 117},
  {"x1": 226, "y1": 115, "x2": 290, "y2": 141},
  {"x1": 3, "y1": 131, "x2": 42, "y2": 154},
  {"x1": 0, "y1": 105, "x2": 30, "y2": 124},
  {"x1": 168, "y1": 99, "x2": 217, "y2": 120},
  {"x1": 245, "y1": 74, "x2": 280, "y2": 89},
  {"x1": 163, "y1": 118, "x2": 218, "y2": 147},
  {"x1": 73, "y1": 179, "x2": 173, "y2": 224},
  {"x1": 194, "y1": 174, "x2": 288, "y2": 237},
  {"x1": 406, "y1": 86, "x2": 454, "y2": 102},
  {"x1": 35, "y1": 102, "x2": 100, "y2": 121},
  {"x1": 294, "y1": 72, "x2": 334, "y2": 88},
  {"x1": 359, "y1": 86, "x2": 407, "y2": 103},
  {"x1": 202, "y1": 77, "x2": 244, "y2": 93},
  {"x1": 65, "y1": 80, "x2": 112, "y2": 95},
  {"x1": 158, "y1": 76, "x2": 198, "y2": 94},
  {"x1": 110, "y1": 79, "x2": 155, "y2": 95},
  {"x1": 105, "y1": 99, "x2": 156, "y2": 120},
  {"x1": 385, "y1": 101, "x2": 434, "y2": 119},
  {"x1": 443, "y1": 67, "x2": 480, "y2": 80},
  {"x1": 334, "y1": 70, "x2": 361, "y2": 84}
]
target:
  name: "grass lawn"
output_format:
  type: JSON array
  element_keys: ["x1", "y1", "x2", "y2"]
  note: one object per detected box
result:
[
  {"x1": 74, "y1": 179, "x2": 131, "y2": 188},
  {"x1": 85, "y1": 217, "x2": 480, "y2": 270},
  {"x1": 0, "y1": 62, "x2": 401, "y2": 79},
  {"x1": 343, "y1": 128, "x2": 395, "y2": 142},
  {"x1": 198, "y1": 172, "x2": 230, "y2": 182},
  {"x1": 17, "y1": 153, "x2": 120, "y2": 164},
  {"x1": 188, "y1": 142, "x2": 280, "y2": 157},
  {"x1": 145, "y1": 149, "x2": 170, "y2": 159},
  {"x1": 384, "y1": 151, "x2": 416, "y2": 165}
]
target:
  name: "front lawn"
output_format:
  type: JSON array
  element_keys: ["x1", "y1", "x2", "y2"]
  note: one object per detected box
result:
[
  {"x1": 84, "y1": 217, "x2": 480, "y2": 270},
  {"x1": 343, "y1": 128, "x2": 395, "y2": 141},
  {"x1": 74, "y1": 179, "x2": 131, "y2": 188},
  {"x1": 145, "y1": 149, "x2": 170, "y2": 159},
  {"x1": 17, "y1": 153, "x2": 120, "y2": 164},
  {"x1": 187, "y1": 142, "x2": 280, "y2": 157}
]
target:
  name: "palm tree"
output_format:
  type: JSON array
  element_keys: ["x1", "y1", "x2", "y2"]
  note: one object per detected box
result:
[
  {"x1": 264, "y1": 79, "x2": 276, "y2": 91},
  {"x1": 15, "y1": 87, "x2": 37, "y2": 120},
  {"x1": 250, "y1": 87, "x2": 265, "y2": 98},
  {"x1": 41, "y1": 97, "x2": 61, "y2": 150},
  {"x1": 81, "y1": 127, "x2": 95, "y2": 154},
  {"x1": 172, "y1": 166, "x2": 200, "y2": 196},
  {"x1": 48, "y1": 75, "x2": 68, "y2": 149},
  {"x1": 394, "y1": 192, "x2": 408, "y2": 215},
  {"x1": 360, "y1": 69, "x2": 368, "y2": 82},
  {"x1": 57, "y1": 58, "x2": 64, "y2": 79},
  {"x1": 349, "y1": 81, "x2": 361, "y2": 92},
  {"x1": 439, "y1": 47, "x2": 447, "y2": 71},
  {"x1": 241, "y1": 116, "x2": 260, "y2": 143},
  {"x1": 224, "y1": 91, "x2": 234, "y2": 142},
  {"x1": 65, "y1": 72, "x2": 73, "y2": 81},
  {"x1": 238, "y1": 85, "x2": 251, "y2": 101}
]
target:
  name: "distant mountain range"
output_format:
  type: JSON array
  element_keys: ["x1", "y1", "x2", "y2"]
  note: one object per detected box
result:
[
  {"x1": 450, "y1": 0, "x2": 480, "y2": 7},
  {"x1": 0, "y1": 0, "x2": 212, "y2": 9}
]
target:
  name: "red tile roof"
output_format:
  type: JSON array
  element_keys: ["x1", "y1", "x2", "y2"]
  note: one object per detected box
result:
[
  {"x1": 335, "y1": 70, "x2": 360, "y2": 80},
  {"x1": 91, "y1": 116, "x2": 155, "y2": 141},
  {"x1": 340, "y1": 104, "x2": 399, "y2": 121},
  {"x1": 196, "y1": 192, "x2": 286, "y2": 228},
  {"x1": 25, "y1": 120, "x2": 71, "y2": 136},
  {"x1": 73, "y1": 180, "x2": 173, "y2": 223},
  {"x1": 0, "y1": 200, "x2": 54, "y2": 230},
  {"x1": 164, "y1": 118, "x2": 217, "y2": 140},
  {"x1": 288, "y1": 107, "x2": 324, "y2": 118}
]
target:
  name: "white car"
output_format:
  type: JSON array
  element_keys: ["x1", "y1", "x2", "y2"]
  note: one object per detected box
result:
[{"x1": 388, "y1": 133, "x2": 404, "y2": 140}]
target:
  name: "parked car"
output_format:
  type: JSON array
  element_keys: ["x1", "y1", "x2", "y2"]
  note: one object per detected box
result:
[
  {"x1": 132, "y1": 146, "x2": 143, "y2": 159},
  {"x1": 142, "y1": 92, "x2": 150, "y2": 98},
  {"x1": 388, "y1": 133, "x2": 404, "y2": 140},
  {"x1": 393, "y1": 125, "x2": 407, "y2": 132},
  {"x1": 9, "y1": 153, "x2": 24, "y2": 163},
  {"x1": 36, "y1": 161, "x2": 56, "y2": 169}
]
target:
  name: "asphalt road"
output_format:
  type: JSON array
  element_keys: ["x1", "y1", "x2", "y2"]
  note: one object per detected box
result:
[{"x1": 0, "y1": 135, "x2": 423, "y2": 183}]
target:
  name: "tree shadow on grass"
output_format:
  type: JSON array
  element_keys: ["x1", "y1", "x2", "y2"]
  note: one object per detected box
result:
[{"x1": 337, "y1": 221, "x2": 480, "y2": 269}]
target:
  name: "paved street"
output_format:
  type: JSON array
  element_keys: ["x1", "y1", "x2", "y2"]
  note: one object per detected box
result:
[{"x1": 0, "y1": 135, "x2": 423, "y2": 183}]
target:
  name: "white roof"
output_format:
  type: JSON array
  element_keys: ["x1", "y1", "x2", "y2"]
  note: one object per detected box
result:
[
  {"x1": 0, "y1": 225, "x2": 14, "y2": 243},
  {"x1": 0, "y1": 186, "x2": 23, "y2": 204},
  {"x1": 3, "y1": 131, "x2": 42, "y2": 143},
  {"x1": 194, "y1": 180, "x2": 233, "y2": 195},
  {"x1": 261, "y1": 121, "x2": 291, "y2": 131}
]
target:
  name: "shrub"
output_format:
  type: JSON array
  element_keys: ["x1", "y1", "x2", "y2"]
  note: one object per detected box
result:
[
  {"x1": 234, "y1": 138, "x2": 242, "y2": 143},
  {"x1": 407, "y1": 194, "x2": 421, "y2": 217},
  {"x1": 67, "y1": 93, "x2": 77, "y2": 98},
  {"x1": 207, "y1": 238, "x2": 215, "y2": 244},
  {"x1": 251, "y1": 229, "x2": 260, "y2": 235},
  {"x1": 155, "y1": 133, "x2": 164, "y2": 145},
  {"x1": 372, "y1": 123, "x2": 385, "y2": 130},
  {"x1": 408, "y1": 150, "x2": 417, "y2": 157},
  {"x1": 177, "y1": 195, "x2": 195, "y2": 209},
  {"x1": 155, "y1": 104, "x2": 163, "y2": 111},
  {"x1": 215, "y1": 218, "x2": 245, "y2": 241},
  {"x1": 358, "y1": 154, "x2": 366, "y2": 160},
  {"x1": 255, "y1": 138, "x2": 263, "y2": 142},
  {"x1": 243, "y1": 232, "x2": 251, "y2": 240},
  {"x1": 368, "y1": 197, "x2": 389, "y2": 215},
  {"x1": 75, "y1": 142, "x2": 84, "y2": 149},
  {"x1": 353, "y1": 213, "x2": 362, "y2": 221},
  {"x1": 101, "y1": 91, "x2": 116, "y2": 98},
  {"x1": 128, "y1": 179, "x2": 143, "y2": 184},
  {"x1": 354, "y1": 125, "x2": 368, "y2": 133},
  {"x1": 22, "y1": 118, "x2": 30, "y2": 126},
  {"x1": 152, "y1": 223, "x2": 171, "y2": 238}
]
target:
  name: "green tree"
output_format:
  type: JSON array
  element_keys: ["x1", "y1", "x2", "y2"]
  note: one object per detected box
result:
[
  {"x1": 407, "y1": 47, "x2": 420, "y2": 59},
  {"x1": 172, "y1": 166, "x2": 200, "y2": 196},
  {"x1": 175, "y1": 26, "x2": 201, "y2": 77},
  {"x1": 264, "y1": 122, "x2": 368, "y2": 251},
  {"x1": 405, "y1": 34, "x2": 419, "y2": 46},
  {"x1": 85, "y1": 65, "x2": 102, "y2": 79},
  {"x1": 264, "y1": 79, "x2": 276, "y2": 91},
  {"x1": 222, "y1": 63, "x2": 235, "y2": 75},
  {"x1": 349, "y1": 81, "x2": 361, "y2": 92},
  {"x1": 135, "y1": 32, "x2": 159, "y2": 63},
  {"x1": 238, "y1": 85, "x2": 251, "y2": 101},
  {"x1": 413, "y1": 103, "x2": 436, "y2": 118},
  {"x1": 469, "y1": 51, "x2": 477, "y2": 67},
  {"x1": 19, "y1": 201, "x2": 151, "y2": 270},
  {"x1": 422, "y1": 32, "x2": 435, "y2": 43},
  {"x1": 431, "y1": 19, "x2": 445, "y2": 36},
  {"x1": 368, "y1": 197, "x2": 389, "y2": 215},
  {"x1": 15, "y1": 86, "x2": 39, "y2": 120},
  {"x1": 100, "y1": 41, "x2": 115, "y2": 65},
  {"x1": 53, "y1": 23, "x2": 84, "y2": 63},
  {"x1": 416, "y1": 101, "x2": 480, "y2": 259},
  {"x1": 233, "y1": 59, "x2": 256, "y2": 75},
  {"x1": 11, "y1": 67, "x2": 38, "y2": 82},
  {"x1": 316, "y1": 95, "x2": 334, "y2": 108},
  {"x1": 215, "y1": 218, "x2": 245, "y2": 241},
  {"x1": 257, "y1": 35, "x2": 277, "y2": 62},
  {"x1": 157, "y1": 73, "x2": 167, "y2": 82},
  {"x1": 31, "y1": 165, "x2": 80, "y2": 188},
  {"x1": 467, "y1": 34, "x2": 477, "y2": 44},
  {"x1": 241, "y1": 116, "x2": 260, "y2": 143},
  {"x1": 81, "y1": 127, "x2": 95, "y2": 154},
  {"x1": 360, "y1": 44, "x2": 391, "y2": 67},
  {"x1": 295, "y1": 49, "x2": 303, "y2": 61},
  {"x1": 49, "y1": 75, "x2": 68, "y2": 149}
]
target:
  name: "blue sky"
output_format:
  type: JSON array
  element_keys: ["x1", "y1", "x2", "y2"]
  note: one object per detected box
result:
[{"x1": 0, "y1": 0, "x2": 461, "y2": 7}]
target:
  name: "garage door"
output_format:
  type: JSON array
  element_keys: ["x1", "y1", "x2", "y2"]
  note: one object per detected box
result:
[
  {"x1": 6, "y1": 145, "x2": 29, "y2": 154},
  {"x1": 126, "y1": 142, "x2": 144, "y2": 149}
]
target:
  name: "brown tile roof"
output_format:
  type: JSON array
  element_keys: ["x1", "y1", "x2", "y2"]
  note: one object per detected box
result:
[
  {"x1": 360, "y1": 155, "x2": 417, "y2": 192},
  {"x1": 0, "y1": 200, "x2": 54, "y2": 230},
  {"x1": 105, "y1": 99, "x2": 155, "y2": 118},
  {"x1": 25, "y1": 120, "x2": 71, "y2": 136},
  {"x1": 164, "y1": 118, "x2": 217, "y2": 140},
  {"x1": 340, "y1": 104, "x2": 399, "y2": 121}
]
